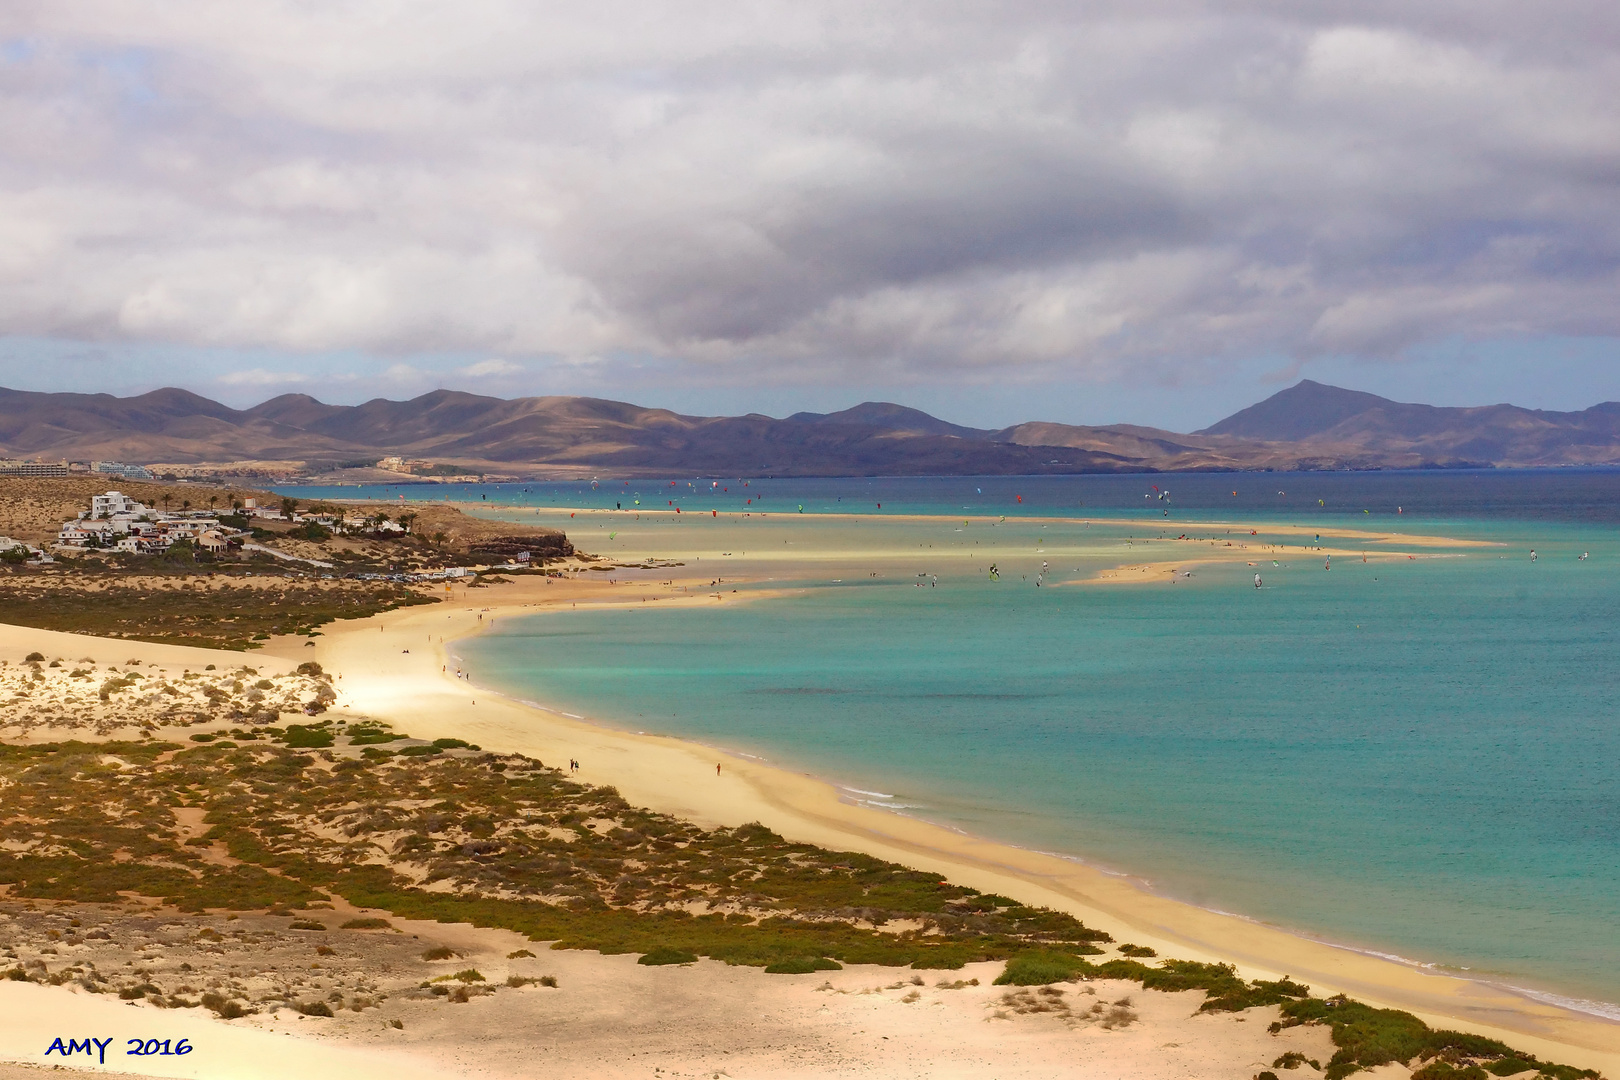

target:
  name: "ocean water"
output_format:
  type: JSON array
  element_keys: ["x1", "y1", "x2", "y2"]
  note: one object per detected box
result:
[
  {"x1": 287, "y1": 471, "x2": 1620, "y2": 1009},
  {"x1": 282, "y1": 467, "x2": 1620, "y2": 524}
]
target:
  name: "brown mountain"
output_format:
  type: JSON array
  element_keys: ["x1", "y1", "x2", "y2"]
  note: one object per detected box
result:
[
  {"x1": 0, "y1": 381, "x2": 1613, "y2": 477},
  {"x1": 1199, "y1": 380, "x2": 1620, "y2": 466},
  {"x1": 0, "y1": 387, "x2": 354, "y2": 463}
]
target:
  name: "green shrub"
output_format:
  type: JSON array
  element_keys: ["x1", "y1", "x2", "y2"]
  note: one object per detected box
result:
[
  {"x1": 281, "y1": 725, "x2": 334, "y2": 749},
  {"x1": 1271, "y1": 997, "x2": 1591, "y2": 1080},
  {"x1": 1536, "y1": 1066, "x2": 1604, "y2": 1080},
  {"x1": 340, "y1": 918, "x2": 390, "y2": 930},
  {"x1": 1118, "y1": 943, "x2": 1157, "y2": 957},
  {"x1": 638, "y1": 947, "x2": 698, "y2": 966},
  {"x1": 297, "y1": 1001, "x2": 334, "y2": 1017},
  {"x1": 994, "y1": 951, "x2": 1091, "y2": 985},
  {"x1": 1411, "y1": 1064, "x2": 1488, "y2": 1080},
  {"x1": 907, "y1": 953, "x2": 970, "y2": 969},
  {"x1": 969, "y1": 894, "x2": 1018, "y2": 909},
  {"x1": 289, "y1": 920, "x2": 327, "y2": 931},
  {"x1": 296, "y1": 662, "x2": 324, "y2": 676},
  {"x1": 763, "y1": 956, "x2": 841, "y2": 974},
  {"x1": 24, "y1": 652, "x2": 43, "y2": 662},
  {"x1": 421, "y1": 946, "x2": 456, "y2": 961},
  {"x1": 399, "y1": 745, "x2": 443, "y2": 756},
  {"x1": 432, "y1": 738, "x2": 472, "y2": 750},
  {"x1": 507, "y1": 949, "x2": 535, "y2": 959}
]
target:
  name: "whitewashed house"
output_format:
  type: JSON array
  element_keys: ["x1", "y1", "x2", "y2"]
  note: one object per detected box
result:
[{"x1": 89, "y1": 491, "x2": 151, "y2": 519}]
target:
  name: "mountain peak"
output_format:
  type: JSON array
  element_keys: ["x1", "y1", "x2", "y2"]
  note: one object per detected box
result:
[
  {"x1": 789, "y1": 401, "x2": 985, "y2": 438},
  {"x1": 1198, "y1": 380, "x2": 1395, "y2": 439}
]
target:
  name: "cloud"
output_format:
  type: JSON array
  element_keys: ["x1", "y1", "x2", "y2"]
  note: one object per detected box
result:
[
  {"x1": 0, "y1": 1, "x2": 1617, "y2": 392},
  {"x1": 214, "y1": 367, "x2": 309, "y2": 387},
  {"x1": 459, "y1": 358, "x2": 523, "y2": 378}
]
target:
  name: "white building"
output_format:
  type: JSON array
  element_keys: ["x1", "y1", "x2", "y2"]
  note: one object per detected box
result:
[
  {"x1": 0, "y1": 460, "x2": 69, "y2": 477},
  {"x1": 57, "y1": 521, "x2": 116, "y2": 547},
  {"x1": 92, "y1": 461, "x2": 154, "y2": 480},
  {"x1": 161, "y1": 519, "x2": 221, "y2": 539},
  {"x1": 0, "y1": 536, "x2": 42, "y2": 557},
  {"x1": 90, "y1": 491, "x2": 151, "y2": 519}
]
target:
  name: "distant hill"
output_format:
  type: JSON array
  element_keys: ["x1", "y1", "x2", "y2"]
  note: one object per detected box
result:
[
  {"x1": 1200, "y1": 381, "x2": 1397, "y2": 441},
  {"x1": 0, "y1": 380, "x2": 1615, "y2": 477},
  {"x1": 1201, "y1": 379, "x2": 1620, "y2": 466},
  {"x1": 0, "y1": 387, "x2": 354, "y2": 463}
]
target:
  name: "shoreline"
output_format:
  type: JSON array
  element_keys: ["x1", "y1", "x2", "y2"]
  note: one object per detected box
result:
[{"x1": 273, "y1": 572, "x2": 1620, "y2": 1073}]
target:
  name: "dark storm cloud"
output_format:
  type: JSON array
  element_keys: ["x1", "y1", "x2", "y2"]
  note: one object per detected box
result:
[{"x1": 0, "y1": 0, "x2": 1616, "y2": 390}]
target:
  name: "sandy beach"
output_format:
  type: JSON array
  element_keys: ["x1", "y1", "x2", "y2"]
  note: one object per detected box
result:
[{"x1": 0, "y1": 521, "x2": 1614, "y2": 1078}]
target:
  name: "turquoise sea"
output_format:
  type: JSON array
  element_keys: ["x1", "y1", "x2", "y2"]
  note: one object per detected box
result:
[{"x1": 283, "y1": 471, "x2": 1620, "y2": 1012}]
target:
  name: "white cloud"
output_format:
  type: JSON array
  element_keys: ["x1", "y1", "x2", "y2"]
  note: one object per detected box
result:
[
  {"x1": 214, "y1": 367, "x2": 308, "y2": 386},
  {"x1": 0, "y1": 1, "x2": 1616, "y2": 393},
  {"x1": 459, "y1": 358, "x2": 524, "y2": 378}
]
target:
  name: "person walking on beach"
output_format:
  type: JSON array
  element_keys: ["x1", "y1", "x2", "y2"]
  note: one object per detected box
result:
[{"x1": 716, "y1": 763, "x2": 721, "y2": 776}]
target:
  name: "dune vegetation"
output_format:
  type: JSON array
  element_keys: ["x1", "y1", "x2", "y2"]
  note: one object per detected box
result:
[{"x1": 0, "y1": 721, "x2": 1599, "y2": 1079}]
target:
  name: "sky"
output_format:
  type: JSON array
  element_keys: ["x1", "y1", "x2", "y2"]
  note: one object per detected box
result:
[{"x1": 0, "y1": 2, "x2": 1617, "y2": 431}]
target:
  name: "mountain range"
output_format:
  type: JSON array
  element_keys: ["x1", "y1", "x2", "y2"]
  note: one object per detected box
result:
[{"x1": 2, "y1": 380, "x2": 1618, "y2": 478}]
